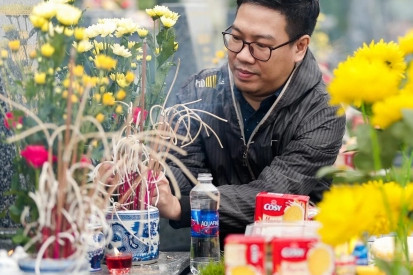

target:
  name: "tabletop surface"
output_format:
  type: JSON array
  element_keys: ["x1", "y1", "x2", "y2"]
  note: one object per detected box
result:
[{"x1": 94, "y1": 251, "x2": 190, "y2": 275}]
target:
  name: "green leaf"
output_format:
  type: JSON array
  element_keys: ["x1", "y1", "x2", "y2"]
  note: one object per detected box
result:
[
  {"x1": 377, "y1": 128, "x2": 400, "y2": 169},
  {"x1": 9, "y1": 205, "x2": 22, "y2": 223},
  {"x1": 316, "y1": 166, "x2": 342, "y2": 179},
  {"x1": 11, "y1": 229, "x2": 31, "y2": 245}
]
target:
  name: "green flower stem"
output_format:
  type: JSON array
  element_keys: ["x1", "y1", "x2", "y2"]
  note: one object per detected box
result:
[
  {"x1": 370, "y1": 125, "x2": 382, "y2": 171},
  {"x1": 361, "y1": 103, "x2": 383, "y2": 173}
]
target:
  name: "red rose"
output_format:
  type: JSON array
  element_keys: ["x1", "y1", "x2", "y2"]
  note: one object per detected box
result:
[
  {"x1": 132, "y1": 107, "x2": 148, "y2": 125},
  {"x1": 120, "y1": 0, "x2": 130, "y2": 9},
  {"x1": 4, "y1": 112, "x2": 23, "y2": 130},
  {"x1": 21, "y1": 145, "x2": 55, "y2": 169}
]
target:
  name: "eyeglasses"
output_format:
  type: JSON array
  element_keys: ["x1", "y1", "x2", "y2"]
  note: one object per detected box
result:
[{"x1": 222, "y1": 27, "x2": 301, "y2": 62}]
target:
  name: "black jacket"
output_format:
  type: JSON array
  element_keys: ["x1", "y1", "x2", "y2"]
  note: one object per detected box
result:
[{"x1": 168, "y1": 50, "x2": 346, "y2": 240}]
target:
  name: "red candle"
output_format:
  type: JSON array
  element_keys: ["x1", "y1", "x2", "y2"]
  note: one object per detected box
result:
[{"x1": 106, "y1": 251, "x2": 132, "y2": 275}]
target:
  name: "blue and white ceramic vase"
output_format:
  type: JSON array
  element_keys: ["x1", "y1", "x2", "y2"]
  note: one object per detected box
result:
[
  {"x1": 17, "y1": 257, "x2": 89, "y2": 274},
  {"x1": 86, "y1": 224, "x2": 105, "y2": 272},
  {"x1": 106, "y1": 206, "x2": 160, "y2": 264}
]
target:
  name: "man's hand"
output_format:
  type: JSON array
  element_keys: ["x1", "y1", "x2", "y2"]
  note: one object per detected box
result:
[
  {"x1": 97, "y1": 161, "x2": 118, "y2": 186},
  {"x1": 150, "y1": 175, "x2": 182, "y2": 221}
]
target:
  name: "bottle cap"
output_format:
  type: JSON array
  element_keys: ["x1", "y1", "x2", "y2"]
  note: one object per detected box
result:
[{"x1": 197, "y1": 173, "x2": 213, "y2": 181}]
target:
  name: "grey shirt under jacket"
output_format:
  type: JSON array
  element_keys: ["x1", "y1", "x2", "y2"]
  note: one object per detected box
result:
[{"x1": 168, "y1": 50, "x2": 346, "y2": 242}]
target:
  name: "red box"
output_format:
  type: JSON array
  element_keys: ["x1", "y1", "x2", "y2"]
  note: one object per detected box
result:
[
  {"x1": 254, "y1": 192, "x2": 309, "y2": 222},
  {"x1": 272, "y1": 237, "x2": 334, "y2": 275},
  {"x1": 224, "y1": 234, "x2": 268, "y2": 275}
]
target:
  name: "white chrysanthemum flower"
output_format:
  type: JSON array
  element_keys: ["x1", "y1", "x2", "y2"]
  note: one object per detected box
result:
[
  {"x1": 32, "y1": 2, "x2": 57, "y2": 19},
  {"x1": 85, "y1": 21, "x2": 116, "y2": 38},
  {"x1": 115, "y1": 19, "x2": 139, "y2": 37},
  {"x1": 111, "y1": 44, "x2": 132, "y2": 58},
  {"x1": 160, "y1": 16, "x2": 177, "y2": 28}
]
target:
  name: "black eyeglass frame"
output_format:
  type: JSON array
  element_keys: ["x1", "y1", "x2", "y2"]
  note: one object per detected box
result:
[{"x1": 221, "y1": 26, "x2": 303, "y2": 62}]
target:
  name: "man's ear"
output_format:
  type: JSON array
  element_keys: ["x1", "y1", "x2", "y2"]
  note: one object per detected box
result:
[{"x1": 294, "y1": 35, "x2": 310, "y2": 62}]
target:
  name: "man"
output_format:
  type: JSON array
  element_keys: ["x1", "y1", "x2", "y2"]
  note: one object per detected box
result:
[{"x1": 152, "y1": 0, "x2": 346, "y2": 243}]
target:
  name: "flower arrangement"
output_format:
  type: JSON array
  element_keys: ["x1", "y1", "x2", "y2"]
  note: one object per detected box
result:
[
  {"x1": 316, "y1": 29, "x2": 413, "y2": 274},
  {"x1": 0, "y1": 0, "x2": 224, "y2": 268}
]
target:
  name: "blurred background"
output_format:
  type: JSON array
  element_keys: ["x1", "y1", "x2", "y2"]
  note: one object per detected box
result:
[{"x1": 1, "y1": 0, "x2": 413, "y2": 251}]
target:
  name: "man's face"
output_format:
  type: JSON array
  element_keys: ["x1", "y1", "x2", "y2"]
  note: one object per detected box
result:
[{"x1": 228, "y1": 3, "x2": 300, "y2": 97}]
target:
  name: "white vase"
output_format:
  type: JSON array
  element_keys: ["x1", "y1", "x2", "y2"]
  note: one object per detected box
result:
[
  {"x1": 86, "y1": 224, "x2": 105, "y2": 271},
  {"x1": 17, "y1": 257, "x2": 89, "y2": 275},
  {"x1": 106, "y1": 206, "x2": 160, "y2": 264}
]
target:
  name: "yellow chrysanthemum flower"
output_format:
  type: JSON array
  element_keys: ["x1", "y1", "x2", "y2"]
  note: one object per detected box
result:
[
  {"x1": 82, "y1": 75, "x2": 98, "y2": 87},
  {"x1": 146, "y1": 5, "x2": 170, "y2": 19},
  {"x1": 398, "y1": 29, "x2": 413, "y2": 56},
  {"x1": 125, "y1": 71, "x2": 134, "y2": 83},
  {"x1": 102, "y1": 92, "x2": 115, "y2": 106},
  {"x1": 64, "y1": 28, "x2": 74, "y2": 37},
  {"x1": 8, "y1": 40, "x2": 20, "y2": 52},
  {"x1": 145, "y1": 8, "x2": 157, "y2": 18},
  {"x1": 98, "y1": 77, "x2": 109, "y2": 85},
  {"x1": 115, "y1": 105, "x2": 123, "y2": 114},
  {"x1": 74, "y1": 27, "x2": 85, "y2": 40},
  {"x1": 1, "y1": 50, "x2": 8, "y2": 59},
  {"x1": 354, "y1": 39, "x2": 406, "y2": 76},
  {"x1": 96, "y1": 113, "x2": 104, "y2": 123},
  {"x1": 128, "y1": 41, "x2": 136, "y2": 49},
  {"x1": 116, "y1": 89, "x2": 126, "y2": 100},
  {"x1": 115, "y1": 73, "x2": 130, "y2": 88},
  {"x1": 372, "y1": 93, "x2": 413, "y2": 129},
  {"x1": 29, "y1": 50, "x2": 37, "y2": 59},
  {"x1": 93, "y1": 93, "x2": 101, "y2": 102},
  {"x1": 328, "y1": 57, "x2": 401, "y2": 106},
  {"x1": 34, "y1": 72, "x2": 46, "y2": 84},
  {"x1": 316, "y1": 183, "x2": 378, "y2": 246},
  {"x1": 41, "y1": 21, "x2": 49, "y2": 32},
  {"x1": 70, "y1": 94, "x2": 79, "y2": 103},
  {"x1": 73, "y1": 65, "x2": 84, "y2": 77},
  {"x1": 131, "y1": 62, "x2": 137, "y2": 69},
  {"x1": 29, "y1": 14, "x2": 47, "y2": 29},
  {"x1": 164, "y1": 10, "x2": 179, "y2": 21},
  {"x1": 55, "y1": 4, "x2": 82, "y2": 26},
  {"x1": 146, "y1": 55, "x2": 152, "y2": 61},
  {"x1": 94, "y1": 54, "x2": 117, "y2": 71},
  {"x1": 41, "y1": 43, "x2": 55, "y2": 57},
  {"x1": 74, "y1": 40, "x2": 93, "y2": 53},
  {"x1": 160, "y1": 16, "x2": 177, "y2": 28},
  {"x1": 137, "y1": 28, "x2": 148, "y2": 38}
]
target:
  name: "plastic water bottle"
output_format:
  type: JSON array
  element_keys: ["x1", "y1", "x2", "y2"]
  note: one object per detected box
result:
[{"x1": 190, "y1": 173, "x2": 220, "y2": 274}]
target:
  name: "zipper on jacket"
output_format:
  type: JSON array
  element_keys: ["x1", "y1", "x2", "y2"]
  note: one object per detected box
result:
[{"x1": 242, "y1": 149, "x2": 248, "y2": 167}]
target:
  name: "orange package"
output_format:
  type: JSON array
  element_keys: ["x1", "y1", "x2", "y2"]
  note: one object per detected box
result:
[{"x1": 254, "y1": 192, "x2": 309, "y2": 222}]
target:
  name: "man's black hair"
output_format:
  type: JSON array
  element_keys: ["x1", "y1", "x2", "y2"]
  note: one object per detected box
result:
[{"x1": 236, "y1": 0, "x2": 320, "y2": 40}]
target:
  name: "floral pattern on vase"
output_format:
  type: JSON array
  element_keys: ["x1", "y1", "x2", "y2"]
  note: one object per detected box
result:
[{"x1": 106, "y1": 207, "x2": 160, "y2": 264}]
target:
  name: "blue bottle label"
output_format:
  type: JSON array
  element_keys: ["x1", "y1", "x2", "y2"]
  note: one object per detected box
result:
[{"x1": 191, "y1": 209, "x2": 219, "y2": 237}]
